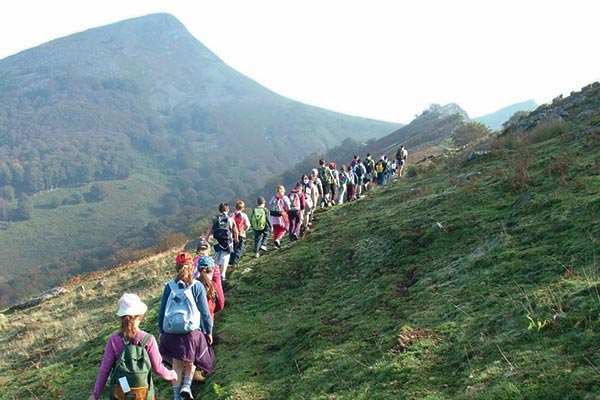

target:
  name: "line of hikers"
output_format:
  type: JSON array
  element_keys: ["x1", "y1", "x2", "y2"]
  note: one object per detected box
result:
[
  {"x1": 204, "y1": 147, "x2": 409, "y2": 282},
  {"x1": 88, "y1": 147, "x2": 408, "y2": 400}
]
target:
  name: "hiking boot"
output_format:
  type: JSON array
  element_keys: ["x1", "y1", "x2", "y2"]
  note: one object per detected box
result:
[
  {"x1": 193, "y1": 370, "x2": 206, "y2": 382},
  {"x1": 180, "y1": 383, "x2": 193, "y2": 400}
]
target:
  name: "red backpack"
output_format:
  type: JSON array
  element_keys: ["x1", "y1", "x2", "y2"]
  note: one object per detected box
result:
[{"x1": 232, "y1": 212, "x2": 245, "y2": 234}]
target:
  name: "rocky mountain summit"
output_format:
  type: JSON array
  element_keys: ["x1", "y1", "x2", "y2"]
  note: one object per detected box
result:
[{"x1": 365, "y1": 103, "x2": 469, "y2": 157}]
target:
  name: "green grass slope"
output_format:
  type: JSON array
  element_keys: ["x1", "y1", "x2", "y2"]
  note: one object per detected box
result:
[
  {"x1": 0, "y1": 118, "x2": 598, "y2": 399},
  {"x1": 0, "y1": 171, "x2": 169, "y2": 281}
]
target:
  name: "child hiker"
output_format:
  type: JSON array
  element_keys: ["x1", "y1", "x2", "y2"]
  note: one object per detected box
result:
[
  {"x1": 88, "y1": 293, "x2": 177, "y2": 400},
  {"x1": 158, "y1": 252, "x2": 213, "y2": 400}
]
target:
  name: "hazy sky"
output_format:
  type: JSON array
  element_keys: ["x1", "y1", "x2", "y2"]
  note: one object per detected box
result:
[{"x1": 1, "y1": 0, "x2": 598, "y2": 123}]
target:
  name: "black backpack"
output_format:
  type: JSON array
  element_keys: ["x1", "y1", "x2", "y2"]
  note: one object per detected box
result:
[
  {"x1": 396, "y1": 148, "x2": 403, "y2": 160},
  {"x1": 212, "y1": 214, "x2": 230, "y2": 245}
]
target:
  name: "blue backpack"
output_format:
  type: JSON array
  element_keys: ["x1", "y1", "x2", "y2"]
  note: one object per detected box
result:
[{"x1": 162, "y1": 280, "x2": 200, "y2": 334}]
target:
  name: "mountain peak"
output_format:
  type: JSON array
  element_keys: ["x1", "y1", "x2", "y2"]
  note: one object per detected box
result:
[
  {"x1": 420, "y1": 103, "x2": 469, "y2": 121},
  {"x1": 2, "y1": 13, "x2": 220, "y2": 79}
]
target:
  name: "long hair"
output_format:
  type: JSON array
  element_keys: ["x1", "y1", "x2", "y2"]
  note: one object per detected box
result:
[
  {"x1": 175, "y1": 262, "x2": 194, "y2": 286},
  {"x1": 120, "y1": 315, "x2": 139, "y2": 341},
  {"x1": 197, "y1": 269, "x2": 216, "y2": 300}
]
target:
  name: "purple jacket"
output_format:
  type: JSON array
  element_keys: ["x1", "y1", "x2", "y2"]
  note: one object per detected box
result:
[{"x1": 92, "y1": 330, "x2": 176, "y2": 399}]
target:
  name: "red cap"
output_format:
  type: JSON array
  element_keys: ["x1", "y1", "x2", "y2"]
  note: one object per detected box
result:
[{"x1": 176, "y1": 252, "x2": 193, "y2": 264}]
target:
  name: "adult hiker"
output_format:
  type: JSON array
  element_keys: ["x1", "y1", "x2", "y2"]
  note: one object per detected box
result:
[
  {"x1": 250, "y1": 196, "x2": 272, "y2": 258},
  {"x1": 317, "y1": 159, "x2": 335, "y2": 207},
  {"x1": 338, "y1": 165, "x2": 349, "y2": 205},
  {"x1": 287, "y1": 182, "x2": 306, "y2": 242},
  {"x1": 204, "y1": 202, "x2": 239, "y2": 281},
  {"x1": 229, "y1": 200, "x2": 250, "y2": 268},
  {"x1": 329, "y1": 161, "x2": 340, "y2": 204},
  {"x1": 310, "y1": 169, "x2": 323, "y2": 211},
  {"x1": 88, "y1": 293, "x2": 177, "y2": 400},
  {"x1": 353, "y1": 159, "x2": 366, "y2": 199},
  {"x1": 363, "y1": 153, "x2": 376, "y2": 191},
  {"x1": 158, "y1": 252, "x2": 213, "y2": 400},
  {"x1": 396, "y1": 145, "x2": 408, "y2": 177},
  {"x1": 346, "y1": 163, "x2": 358, "y2": 202},
  {"x1": 268, "y1": 184, "x2": 290, "y2": 248},
  {"x1": 300, "y1": 174, "x2": 315, "y2": 231}
]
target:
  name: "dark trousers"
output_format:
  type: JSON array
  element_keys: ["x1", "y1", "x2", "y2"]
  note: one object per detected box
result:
[
  {"x1": 288, "y1": 210, "x2": 301, "y2": 240},
  {"x1": 254, "y1": 229, "x2": 269, "y2": 253},
  {"x1": 347, "y1": 183, "x2": 356, "y2": 201},
  {"x1": 230, "y1": 236, "x2": 245, "y2": 265}
]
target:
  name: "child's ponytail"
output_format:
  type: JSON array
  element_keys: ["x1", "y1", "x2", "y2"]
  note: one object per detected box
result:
[{"x1": 120, "y1": 315, "x2": 138, "y2": 341}]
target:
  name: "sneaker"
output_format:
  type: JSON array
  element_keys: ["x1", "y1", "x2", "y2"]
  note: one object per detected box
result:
[
  {"x1": 260, "y1": 245, "x2": 268, "y2": 251},
  {"x1": 274, "y1": 239, "x2": 281, "y2": 248},
  {"x1": 254, "y1": 252, "x2": 260, "y2": 258},
  {"x1": 180, "y1": 384, "x2": 193, "y2": 400}
]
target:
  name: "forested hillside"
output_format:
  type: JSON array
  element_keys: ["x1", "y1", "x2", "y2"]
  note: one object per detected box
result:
[
  {"x1": 0, "y1": 13, "x2": 398, "y2": 218},
  {"x1": 0, "y1": 13, "x2": 399, "y2": 307}
]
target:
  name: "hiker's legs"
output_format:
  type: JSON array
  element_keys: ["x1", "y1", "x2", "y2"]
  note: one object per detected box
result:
[
  {"x1": 171, "y1": 357, "x2": 184, "y2": 399},
  {"x1": 172, "y1": 358, "x2": 184, "y2": 385},
  {"x1": 253, "y1": 231, "x2": 261, "y2": 253},
  {"x1": 346, "y1": 184, "x2": 353, "y2": 201},
  {"x1": 322, "y1": 185, "x2": 331, "y2": 207},
  {"x1": 260, "y1": 229, "x2": 269, "y2": 248},
  {"x1": 179, "y1": 361, "x2": 195, "y2": 400},
  {"x1": 231, "y1": 237, "x2": 244, "y2": 265},
  {"x1": 301, "y1": 209, "x2": 310, "y2": 230},
  {"x1": 288, "y1": 212, "x2": 300, "y2": 240},
  {"x1": 185, "y1": 361, "x2": 195, "y2": 383},
  {"x1": 330, "y1": 184, "x2": 337, "y2": 204},
  {"x1": 338, "y1": 185, "x2": 346, "y2": 204},
  {"x1": 215, "y1": 250, "x2": 231, "y2": 279},
  {"x1": 273, "y1": 224, "x2": 286, "y2": 245}
]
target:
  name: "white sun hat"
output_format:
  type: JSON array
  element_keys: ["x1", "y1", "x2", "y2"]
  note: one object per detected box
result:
[{"x1": 116, "y1": 293, "x2": 148, "y2": 317}]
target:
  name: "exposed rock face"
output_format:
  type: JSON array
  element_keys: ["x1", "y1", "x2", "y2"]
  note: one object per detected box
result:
[
  {"x1": 504, "y1": 82, "x2": 600, "y2": 134},
  {"x1": 11, "y1": 287, "x2": 68, "y2": 310}
]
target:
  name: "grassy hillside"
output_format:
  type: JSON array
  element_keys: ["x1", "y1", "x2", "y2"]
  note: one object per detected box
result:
[
  {"x1": 0, "y1": 119, "x2": 598, "y2": 399},
  {"x1": 0, "y1": 171, "x2": 169, "y2": 277}
]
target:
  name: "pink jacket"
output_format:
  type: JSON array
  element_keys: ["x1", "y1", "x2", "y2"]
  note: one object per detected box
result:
[
  {"x1": 193, "y1": 255, "x2": 225, "y2": 314},
  {"x1": 92, "y1": 330, "x2": 176, "y2": 399}
]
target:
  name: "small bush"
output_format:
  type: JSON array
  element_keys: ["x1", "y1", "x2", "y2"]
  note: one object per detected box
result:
[
  {"x1": 526, "y1": 119, "x2": 570, "y2": 144},
  {"x1": 492, "y1": 119, "x2": 570, "y2": 152}
]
